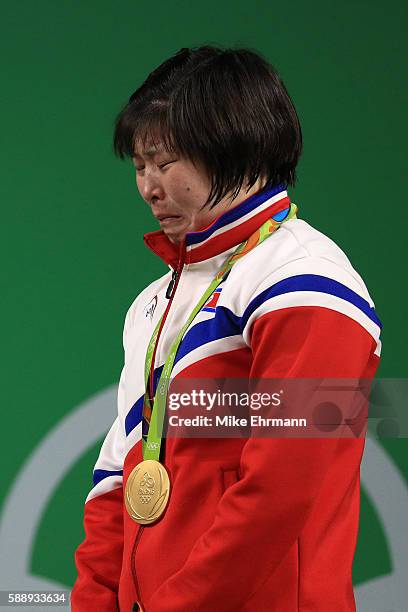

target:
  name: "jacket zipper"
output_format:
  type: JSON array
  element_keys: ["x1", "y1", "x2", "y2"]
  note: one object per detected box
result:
[
  {"x1": 131, "y1": 526, "x2": 145, "y2": 607},
  {"x1": 131, "y1": 241, "x2": 186, "y2": 607},
  {"x1": 165, "y1": 269, "x2": 178, "y2": 299}
]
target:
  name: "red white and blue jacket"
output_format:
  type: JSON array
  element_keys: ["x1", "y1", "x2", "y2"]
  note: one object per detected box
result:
[{"x1": 72, "y1": 185, "x2": 382, "y2": 612}]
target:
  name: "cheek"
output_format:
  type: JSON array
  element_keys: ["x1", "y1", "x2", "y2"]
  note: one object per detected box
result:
[
  {"x1": 167, "y1": 178, "x2": 193, "y2": 206},
  {"x1": 135, "y1": 174, "x2": 143, "y2": 192},
  {"x1": 167, "y1": 171, "x2": 208, "y2": 214}
]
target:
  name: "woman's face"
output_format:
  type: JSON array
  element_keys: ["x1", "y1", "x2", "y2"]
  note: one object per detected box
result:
[{"x1": 133, "y1": 140, "x2": 265, "y2": 244}]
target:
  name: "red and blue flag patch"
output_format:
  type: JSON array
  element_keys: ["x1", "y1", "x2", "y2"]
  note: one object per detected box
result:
[{"x1": 202, "y1": 288, "x2": 222, "y2": 313}]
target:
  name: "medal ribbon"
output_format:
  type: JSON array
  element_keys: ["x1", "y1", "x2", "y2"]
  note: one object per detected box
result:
[{"x1": 142, "y1": 203, "x2": 298, "y2": 461}]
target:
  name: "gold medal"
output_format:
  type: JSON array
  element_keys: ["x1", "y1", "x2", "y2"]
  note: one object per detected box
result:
[{"x1": 125, "y1": 459, "x2": 170, "y2": 525}]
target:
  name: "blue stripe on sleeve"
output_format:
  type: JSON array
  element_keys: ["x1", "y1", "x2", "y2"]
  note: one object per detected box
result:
[
  {"x1": 125, "y1": 395, "x2": 144, "y2": 436},
  {"x1": 93, "y1": 469, "x2": 123, "y2": 487},
  {"x1": 172, "y1": 274, "x2": 381, "y2": 368},
  {"x1": 174, "y1": 307, "x2": 241, "y2": 365},
  {"x1": 241, "y1": 274, "x2": 382, "y2": 330}
]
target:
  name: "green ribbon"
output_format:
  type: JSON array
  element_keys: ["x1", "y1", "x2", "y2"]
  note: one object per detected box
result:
[{"x1": 142, "y1": 203, "x2": 298, "y2": 460}]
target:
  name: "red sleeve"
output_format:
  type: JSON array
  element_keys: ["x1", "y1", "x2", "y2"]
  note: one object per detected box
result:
[
  {"x1": 71, "y1": 488, "x2": 123, "y2": 611},
  {"x1": 71, "y1": 367, "x2": 128, "y2": 611},
  {"x1": 145, "y1": 306, "x2": 379, "y2": 612}
]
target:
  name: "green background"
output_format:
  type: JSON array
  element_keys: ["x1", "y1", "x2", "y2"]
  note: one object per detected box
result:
[{"x1": 1, "y1": 0, "x2": 406, "y2": 596}]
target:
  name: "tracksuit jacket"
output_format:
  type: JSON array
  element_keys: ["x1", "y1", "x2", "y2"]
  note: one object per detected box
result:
[{"x1": 71, "y1": 184, "x2": 382, "y2": 611}]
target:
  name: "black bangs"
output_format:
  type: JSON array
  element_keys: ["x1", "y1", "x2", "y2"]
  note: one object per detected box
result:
[
  {"x1": 113, "y1": 99, "x2": 177, "y2": 159},
  {"x1": 113, "y1": 45, "x2": 303, "y2": 209}
]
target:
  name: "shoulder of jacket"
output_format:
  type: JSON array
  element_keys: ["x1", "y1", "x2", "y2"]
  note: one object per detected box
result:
[{"x1": 225, "y1": 217, "x2": 374, "y2": 307}]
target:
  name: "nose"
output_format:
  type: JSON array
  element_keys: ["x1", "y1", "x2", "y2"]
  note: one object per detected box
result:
[{"x1": 139, "y1": 170, "x2": 165, "y2": 206}]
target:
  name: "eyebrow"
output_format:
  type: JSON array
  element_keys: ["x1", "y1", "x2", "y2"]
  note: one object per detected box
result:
[{"x1": 133, "y1": 146, "x2": 166, "y2": 158}]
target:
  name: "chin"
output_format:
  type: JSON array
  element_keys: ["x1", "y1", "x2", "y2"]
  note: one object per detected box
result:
[
  {"x1": 166, "y1": 233, "x2": 182, "y2": 245},
  {"x1": 164, "y1": 226, "x2": 187, "y2": 245}
]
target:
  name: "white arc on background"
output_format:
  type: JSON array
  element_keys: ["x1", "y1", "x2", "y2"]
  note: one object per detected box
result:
[{"x1": 0, "y1": 385, "x2": 407, "y2": 611}]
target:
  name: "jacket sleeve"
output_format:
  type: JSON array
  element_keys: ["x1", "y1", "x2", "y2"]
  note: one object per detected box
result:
[
  {"x1": 71, "y1": 312, "x2": 130, "y2": 611},
  {"x1": 145, "y1": 303, "x2": 381, "y2": 612}
]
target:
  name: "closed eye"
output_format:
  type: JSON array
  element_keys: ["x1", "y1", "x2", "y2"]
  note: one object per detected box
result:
[
  {"x1": 158, "y1": 160, "x2": 176, "y2": 169},
  {"x1": 132, "y1": 158, "x2": 144, "y2": 172},
  {"x1": 133, "y1": 159, "x2": 177, "y2": 172}
]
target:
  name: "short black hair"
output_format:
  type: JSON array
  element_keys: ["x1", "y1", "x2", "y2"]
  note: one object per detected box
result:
[{"x1": 113, "y1": 45, "x2": 303, "y2": 208}]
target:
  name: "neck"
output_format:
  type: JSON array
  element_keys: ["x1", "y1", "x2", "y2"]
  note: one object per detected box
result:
[{"x1": 211, "y1": 176, "x2": 268, "y2": 216}]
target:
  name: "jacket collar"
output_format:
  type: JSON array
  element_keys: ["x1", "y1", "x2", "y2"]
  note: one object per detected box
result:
[{"x1": 143, "y1": 183, "x2": 291, "y2": 269}]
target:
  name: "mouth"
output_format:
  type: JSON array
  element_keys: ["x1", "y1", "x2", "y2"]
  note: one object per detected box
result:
[{"x1": 155, "y1": 214, "x2": 182, "y2": 226}]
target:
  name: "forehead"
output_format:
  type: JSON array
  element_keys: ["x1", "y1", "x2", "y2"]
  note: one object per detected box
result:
[
  {"x1": 133, "y1": 145, "x2": 165, "y2": 158},
  {"x1": 133, "y1": 134, "x2": 173, "y2": 158}
]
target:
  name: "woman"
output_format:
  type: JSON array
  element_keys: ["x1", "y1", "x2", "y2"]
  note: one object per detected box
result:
[{"x1": 72, "y1": 45, "x2": 381, "y2": 611}]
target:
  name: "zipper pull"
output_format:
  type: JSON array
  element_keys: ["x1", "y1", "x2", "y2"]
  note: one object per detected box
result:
[{"x1": 165, "y1": 269, "x2": 178, "y2": 299}]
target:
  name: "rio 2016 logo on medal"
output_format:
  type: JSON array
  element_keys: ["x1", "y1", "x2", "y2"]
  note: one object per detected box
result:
[{"x1": 125, "y1": 459, "x2": 170, "y2": 524}]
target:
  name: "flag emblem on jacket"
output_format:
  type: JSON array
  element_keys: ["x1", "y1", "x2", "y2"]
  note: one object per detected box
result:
[{"x1": 202, "y1": 288, "x2": 222, "y2": 313}]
